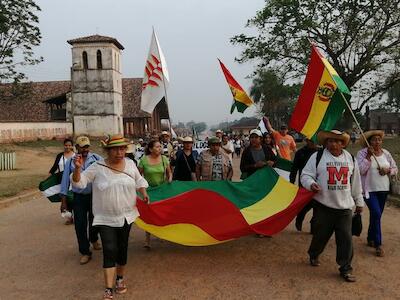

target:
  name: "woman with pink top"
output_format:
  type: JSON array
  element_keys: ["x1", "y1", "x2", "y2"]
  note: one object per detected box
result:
[{"x1": 356, "y1": 130, "x2": 398, "y2": 257}]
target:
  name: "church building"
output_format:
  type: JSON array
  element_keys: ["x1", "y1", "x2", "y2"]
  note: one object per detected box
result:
[{"x1": 0, "y1": 35, "x2": 169, "y2": 142}]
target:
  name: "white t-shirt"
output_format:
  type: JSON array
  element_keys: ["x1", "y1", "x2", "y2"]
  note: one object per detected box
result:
[
  {"x1": 58, "y1": 153, "x2": 75, "y2": 172},
  {"x1": 71, "y1": 158, "x2": 149, "y2": 227},
  {"x1": 368, "y1": 154, "x2": 390, "y2": 192},
  {"x1": 301, "y1": 149, "x2": 364, "y2": 209}
]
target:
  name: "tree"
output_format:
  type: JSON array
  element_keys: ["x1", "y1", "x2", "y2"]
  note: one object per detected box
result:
[
  {"x1": 384, "y1": 81, "x2": 400, "y2": 112},
  {"x1": 186, "y1": 121, "x2": 207, "y2": 134},
  {"x1": 231, "y1": 0, "x2": 400, "y2": 114},
  {"x1": 0, "y1": 0, "x2": 43, "y2": 82},
  {"x1": 250, "y1": 69, "x2": 301, "y2": 125}
]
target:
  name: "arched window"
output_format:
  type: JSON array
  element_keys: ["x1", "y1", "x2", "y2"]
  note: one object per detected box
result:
[
  {"x1": 97, "y1": 50, "x2": 102, "y2": 69},
  {"x1": 82, "y1": 51, "x2": 88, "y2": 69}
]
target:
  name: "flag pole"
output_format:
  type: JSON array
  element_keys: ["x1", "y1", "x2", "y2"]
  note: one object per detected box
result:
[
  {"x1": 338, "y1": 85, "x2": 381, "y2": 168},
  {"x1": 152, "y1": 27, "x2": 172, "y2": 134}
]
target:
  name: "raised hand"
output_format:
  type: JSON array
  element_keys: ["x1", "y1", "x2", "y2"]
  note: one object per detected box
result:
[{"x1": 74, "y1": 154, "x2": 83, "y2": 169}]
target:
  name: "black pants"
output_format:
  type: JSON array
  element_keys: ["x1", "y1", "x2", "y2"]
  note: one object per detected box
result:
[
  {"x1": 296, "y1": 201, "x2": 314, "y2": 232},
  {"x1": 308, "y1": 202, "x2": 353, "y2": 274},
  {"x1": 98, "y1": 221, "x2": 132, "y2": 268},
  {"x1": 72, "y1": 193, "x2": 99, "y2": 255}
]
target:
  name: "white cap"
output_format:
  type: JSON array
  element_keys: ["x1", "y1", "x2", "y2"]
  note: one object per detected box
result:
[{"x1": 249, "y1": 129, "x2": 262, "y2": 137}]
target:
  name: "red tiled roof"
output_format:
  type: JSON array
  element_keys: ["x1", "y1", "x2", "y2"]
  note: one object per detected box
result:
[
  {"x1": 0, "y1": 81, "x2": 71, "y2": 121},
  {"x1": 67, "y1": 35, "x2": 124, "y2": 50},
  {"x1": 0, "y1": 79, "x2": 147, "y2": 121},
  {"x1": 122, "y1": 78, "x2": 150, "y2": 118}
]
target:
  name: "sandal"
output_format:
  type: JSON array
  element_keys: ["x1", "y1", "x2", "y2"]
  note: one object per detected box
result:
[
  {"x1": 367, "y1": 240, "x2": 375, "y2": 248},
  {"x1": 376, "y1": 247, "x2": 385, "y2": 257},
  {"x1": 309, "y1": 257, "x2": 320, "y2": 267},
  {"x1": 341, "y1": 273, "x2": 356, "y2": 282},
  {"x1": 103, "y1": 289, "x2": 113, "y2": 299},
  {"x1": 115, "y1": 278, "x2": 127, "y2": 294}
]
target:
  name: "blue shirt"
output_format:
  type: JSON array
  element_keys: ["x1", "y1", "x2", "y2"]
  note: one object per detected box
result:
[{"x1": 60, "y1": 152, "x2": 102, "y2": 196}]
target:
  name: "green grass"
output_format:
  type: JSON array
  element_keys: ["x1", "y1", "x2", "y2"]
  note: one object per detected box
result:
[{"x1": 0, "y1": 174, "x2": 44, "y2": 198}]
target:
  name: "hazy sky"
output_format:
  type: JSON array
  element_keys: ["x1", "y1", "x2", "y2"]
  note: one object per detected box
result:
[{"x1": 24, "y1": 0, "x2": 265, "y2": 126}]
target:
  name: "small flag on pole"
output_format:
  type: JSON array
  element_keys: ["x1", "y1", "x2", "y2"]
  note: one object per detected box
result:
[
  {"x1": 218, "y1": 59, "x2": 254, "y2": 113},
  {"x1": 140, "y1": 29, "x2": 169, "y2": 114},
  {"x1": 289, "y1": 45, "x2": 350, "y2": 141}
]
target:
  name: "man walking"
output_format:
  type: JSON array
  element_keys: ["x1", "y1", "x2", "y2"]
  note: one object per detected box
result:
[
  {"x1": 196, "y1": 136, "x2": 233, "y2": 181},
  {"x1": 60, "y1": 136, "x2": 103, "y2": 265},
  {"x1": 301, "y1": 130, "x2": 363, "y2": 282},
  {"x1": 265, "y1": 117, "x2": 297, "y2": 160}
]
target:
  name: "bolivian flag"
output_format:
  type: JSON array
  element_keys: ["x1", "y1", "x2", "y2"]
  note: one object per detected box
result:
[
  {"x1": 289, "y1": 45, "x2": 351, "y2": 141},
  {"x1": 218, "y1": 59, "x2": 254, "y2": 113},
  {"x1": 135, "y1": 167, "x2": 313, "y2": 246}
]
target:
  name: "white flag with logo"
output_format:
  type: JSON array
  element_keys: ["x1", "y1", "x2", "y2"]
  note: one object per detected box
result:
[{"x1": 140, "y1": 29, "x2": 169, "y2": 113}]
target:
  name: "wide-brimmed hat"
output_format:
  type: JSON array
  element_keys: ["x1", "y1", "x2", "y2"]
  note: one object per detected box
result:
[
  {"x1": 249, "y1": 129, "x2": 262, "y2": 137},
  {"x1": 75, "y1": 136, "x2": 91, "y2": 147},
  {"x1": 360, "y1": 130, "x2": 385, "y2": 147},
  {"x1": 317, "y1": 130, "x2": 350, "y2": 146},
  {"x1": 181, "y1": 136, "x2": 193, "y2": 143},
  {"x1": 208, "y1": 136, "x2": 221, "y2": 145},
  {"x1": 101, "y1": 134, "x2": 132, "y2": 148},
  {"x1": 126, "y1": 143, "x2": 135, "y2": 154},
  {"x1": 161, "y1": 131, "x2": 170, "y2": 136}
]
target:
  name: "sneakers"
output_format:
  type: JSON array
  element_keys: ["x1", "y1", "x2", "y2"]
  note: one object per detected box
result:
[
  {"x1": 92, "y1": 241, "x2": 102, "y2": 250},
  {"x1": 115, "y1": 278, "x2": 127, "y2": 294},
  {"x1": 79, "y1": 255, "x2": 91, "y2": 265},
  {"x1": 103, "y1": 288, "x2": 113, "y2": 299}
]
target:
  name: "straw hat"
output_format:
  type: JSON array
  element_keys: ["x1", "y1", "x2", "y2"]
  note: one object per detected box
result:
[
  {"x1": 126, "y1": 143, "x2": 135, "y2": 154},
  {"x1": 317, "y1": 130, "x2": 350, "y2": 146},
  {"x1": 161, "y1": 131, "x2": 170, "y2": 136},
  {"x1": 360, "y1": 130, "x2": 384, "y2": 147},
  {"x1": 181, "y1": 136, "x2": 193, "y2": 143},
  {"x1": 101, "y1": 134, "x2": 132, "y2": 148}
]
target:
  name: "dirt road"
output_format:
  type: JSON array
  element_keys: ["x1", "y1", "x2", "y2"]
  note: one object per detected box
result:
[{"x1": 1, "y1": 157, "x2": 400, "y2": 299}]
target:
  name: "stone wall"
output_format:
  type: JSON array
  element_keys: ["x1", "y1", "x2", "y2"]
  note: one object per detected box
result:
[{"x1": 0, "y1": 122, "x2": 73, "y2": 143}]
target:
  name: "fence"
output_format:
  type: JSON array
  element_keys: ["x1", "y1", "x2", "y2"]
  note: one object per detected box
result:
[{"x1": 0, "y1": 152, "x2": 16, "y2": 171}]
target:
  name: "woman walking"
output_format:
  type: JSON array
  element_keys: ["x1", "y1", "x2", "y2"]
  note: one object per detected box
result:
[
  {"x1": 138, "y1": 140, "x2": 172, "y2": 249},
  {"x1": 49, "y1": 138, "x2": 75, "y2": 224},
  {"x1": 356, "y1": 130, "x2": 398, "y2": 257},
  {"x1": 262, "y1": 132, "x2": 280, "y2": 156},
  {"x1": 71, "y1": 134, "x2": 149, "y2": 299}
]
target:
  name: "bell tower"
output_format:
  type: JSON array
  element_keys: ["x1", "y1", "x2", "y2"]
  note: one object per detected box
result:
[{"x1": 67, "y1": 35, "x2": 124, "y2": 136}]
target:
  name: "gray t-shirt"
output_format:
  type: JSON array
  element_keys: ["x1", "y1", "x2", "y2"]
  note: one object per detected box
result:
[{"x1": 251, "y1": 148, "x2": 266, "y2": 163}]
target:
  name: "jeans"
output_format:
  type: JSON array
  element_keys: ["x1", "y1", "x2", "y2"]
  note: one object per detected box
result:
[
  {"x1": 365, "y1": 191, "x2": 389, "y2": 247},
  {"x1": 97, "y1": 221, "x2": 132, "y2": 268},
  {"x1": 72, "y1": 193, "x2": 99, "y2": 255},
  {"x1": 308, "y1": 202, "x2": 353, "y2": 274}
]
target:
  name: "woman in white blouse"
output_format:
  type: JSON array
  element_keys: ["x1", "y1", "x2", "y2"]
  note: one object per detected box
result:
[
  {"x1": 356, "y1": 130, "x2": 398, "y2": 257},
  {"x1": 72, "y1": 134, "x2": 149, "y2": 300}
]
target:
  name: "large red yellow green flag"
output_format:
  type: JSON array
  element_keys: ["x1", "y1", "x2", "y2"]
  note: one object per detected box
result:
[
  {"x1": 135, "y1": 167, "x2": 313, "y2": 246},
  {"x1": 289, "y1": 45, "x2": 351, "y2": 141},
  {"x1": 218, "y1": 59, "x2": 254, "y2": 113}
]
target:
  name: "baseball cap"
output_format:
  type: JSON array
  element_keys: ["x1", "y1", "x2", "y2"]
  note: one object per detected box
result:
[
  {"x1": 75, "y1": 136, "x2": 91, "y2": 147},
  {"x1": 249, "y1": 129, "x2": 262, "y2": 137}
]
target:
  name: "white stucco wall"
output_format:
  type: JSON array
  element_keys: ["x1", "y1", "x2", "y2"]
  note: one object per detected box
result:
[
  {"x1": 73, "y1": 115, "x2": 122, "y2": 136},
  {"x1": 0, "y1": 122, "x2": 73, "y2": 143}
]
